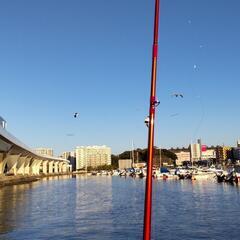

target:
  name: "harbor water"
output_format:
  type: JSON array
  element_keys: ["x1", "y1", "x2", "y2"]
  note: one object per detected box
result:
[{"x1": 0, "y1": 175, "x2": 239, "y2": 240}]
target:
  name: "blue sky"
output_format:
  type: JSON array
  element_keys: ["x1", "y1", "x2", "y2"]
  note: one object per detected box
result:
[{"x1": 0, "y1": 0, "x2": 239, "y2": 155}]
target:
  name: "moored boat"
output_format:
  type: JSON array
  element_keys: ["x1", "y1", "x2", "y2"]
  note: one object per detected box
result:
[
  {"x1": 192, "y1": 171, "x2": 215, "y2": 180},
  {"x1": 153, "y1": 167, "x2": 178, "y2": 180}
]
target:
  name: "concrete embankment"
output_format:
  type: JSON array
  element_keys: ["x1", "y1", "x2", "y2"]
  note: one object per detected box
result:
[
  {"x1": 0, "y1": 173, "x2": 72, "y2": 187},
  {"x1": 0, "y1": 175, "x2": 40, "y2": 187}
]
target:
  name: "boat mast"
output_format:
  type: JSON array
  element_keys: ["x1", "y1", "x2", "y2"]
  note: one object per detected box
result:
[
  {"x1": 143, "y1": 0, "x2": 160, "y2": 240},
  {"x1": 132, "y1": 140, "x2": 135, "y2": 167},
  {"x1": 159, "y1": 146, "x2": 161, "y2": 168}
]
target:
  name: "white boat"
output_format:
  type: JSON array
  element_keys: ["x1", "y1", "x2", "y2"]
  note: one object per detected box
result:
[
  {"x1": 100, "y1": 170, "x2": 108, "y2": 175},
  {"x1": 175, "y1": 167, "x2": 192, "y2": 179},
  {"x1": 111, "y1": 170, "x2": 119, "y2": 176},
  {"x1": 138, "y1": 168, "x2": 147, "y2": 178},
  {"x1": 133, "y1": 168, "x2": 143, "y2": 178},
  {"x1": 154, "y1": 168, "x2": 178, "y2": 180},
  {"x1": 155, "y1": 173, "x2": 178, "y2": 180},
  {"x1": 191, "y1": 170, "x2": 215, "y2": 180}
]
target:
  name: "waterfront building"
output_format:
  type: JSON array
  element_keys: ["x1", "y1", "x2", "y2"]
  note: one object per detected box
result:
[
  {"x1": 237, "y1": 140, "x2": 240, "y2": 148},
  {"x1": 215, "y1": 146, "x2": 232, "y2": 162},
  {"x1": 190, "y1": 143, "x2": 201, "y2": 161},
  {"x1": 118, "y1": 159, "x2": 132, "y2": 170},
  {"x1": 197, "y1": 139, "x2": 202, "y2": 159},
  {"x1": 76, "y1": 145, "x2": 111, "y2": 170},
  {"x1": 62, "y1": 151, "x2": 76, "y2": 171},
  {"x1": 35, "y1": 148, "x2": 53, "y2": 157},
  {"x1": 232, "y1": 148, "x2": 240, "y2": 161},
  {"x1": 201, "y1": 149, "x2": 216, "y2": 160},
  {"x1": 62, "y1": 151, "x2": 76, "y2": 160},
  {"x1": 175, "y1": 151, "x2": 191, "y2": 166}
]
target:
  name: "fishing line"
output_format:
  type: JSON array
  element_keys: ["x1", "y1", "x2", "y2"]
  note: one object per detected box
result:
[
  {"x1": 187, "y1": 17, "x2": 206, "y2": 143},
  {"x1": 192, "y1": 94, "x2": 205, "y2": 141}
]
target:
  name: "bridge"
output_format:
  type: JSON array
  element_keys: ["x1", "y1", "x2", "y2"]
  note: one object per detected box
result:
[{"x1": 0, "y1": 120, "x2": 71, "y2": 176}]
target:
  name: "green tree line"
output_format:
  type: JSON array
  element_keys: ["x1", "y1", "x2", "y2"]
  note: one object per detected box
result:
[{"x1": 111, "y1": 147, "x2": 177, "y2": 167}]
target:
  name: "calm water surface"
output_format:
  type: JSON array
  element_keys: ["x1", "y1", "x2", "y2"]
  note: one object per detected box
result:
[{"x1": 0, "y1": 175, "x2": 239, "y2": 240}]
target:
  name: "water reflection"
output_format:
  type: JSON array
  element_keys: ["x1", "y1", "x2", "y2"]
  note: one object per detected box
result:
[
  {"x1": 75, "y1": 175, "x2": 113, "y2": 238},
  {"x1": 41, "y1": 175, "x2": 73, "y2": 182},
  {"x1": 0, "y1": 177, "x2": 239, "y2": 240},
  {"x1": 152, "y1": 180, "x2": 240, "y2": 240},
  {"x1": 0, "y1": 182, "x2": 39, "y2": 234}
]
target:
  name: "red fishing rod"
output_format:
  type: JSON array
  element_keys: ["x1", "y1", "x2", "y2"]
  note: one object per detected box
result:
[{"x1": 143, "y1": 0, "x2": 160, "y2": 240}]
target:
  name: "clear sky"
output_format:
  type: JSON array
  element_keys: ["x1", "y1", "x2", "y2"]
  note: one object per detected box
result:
[{"x1": 0, "y1": 0, "x2": 239, "y2": 155}]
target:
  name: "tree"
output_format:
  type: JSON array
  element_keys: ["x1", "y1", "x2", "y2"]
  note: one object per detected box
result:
[
  {"x1": 96, "y1": 165, "x2": 114, "y2": 171},
  {"x1": 119, "y1": 151, "x2": 131, "y2": 159},
  {"x1": 111, "y1": 154, "x2": 119, "y2": 169},
  {"x1": 87, "y1": 166, "x2": 94, "y2": 171}
]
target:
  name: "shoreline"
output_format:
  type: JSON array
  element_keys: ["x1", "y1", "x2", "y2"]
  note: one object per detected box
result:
[{"x1": 0, "y1": 173, "x2": 75, "y2": 188}]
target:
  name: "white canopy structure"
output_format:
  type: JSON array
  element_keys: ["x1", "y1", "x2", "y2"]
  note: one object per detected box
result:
[{"x1": 0, "y1": 124, "x2": 71, "y2": 175}]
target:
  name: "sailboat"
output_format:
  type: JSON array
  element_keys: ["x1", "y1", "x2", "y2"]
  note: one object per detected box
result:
[
  {"x1": 153, "y1": 147, "x2": 178, "y2": 180},
  {"x1": 124, "y1": 141, "x2": 136, "y2": 177},
  {"x1": 130, "y1": 141, "x2": 145, "y2": 177}
]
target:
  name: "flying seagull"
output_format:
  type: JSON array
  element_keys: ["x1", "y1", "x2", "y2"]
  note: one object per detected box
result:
[
  {"x1": 66, "y1": 133, "x2": 75, "y2": 137},
  {"x1": 172, "y1": 93, "x2": 184, "y2": 98},
  {"x1": 74, "y1": 112, "x2": 79, "y2": 118},
  {"x1": 170, "y1": 113, "x2": 180, "y2": 117}
]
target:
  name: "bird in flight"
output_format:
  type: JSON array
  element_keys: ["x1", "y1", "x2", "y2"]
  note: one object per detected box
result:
[
  {"x1": 66, "y1": 133, "x2": 75, "y2": 137},
  {"x1": 172, "y1": 93, "x2": 184, "y2": 98},
  {"x1": 74, "y1": 113, "x2": 79, "y2": 118},
  {"x1": 170, "y1": 113, "x2": 180, "y2": 117}
]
